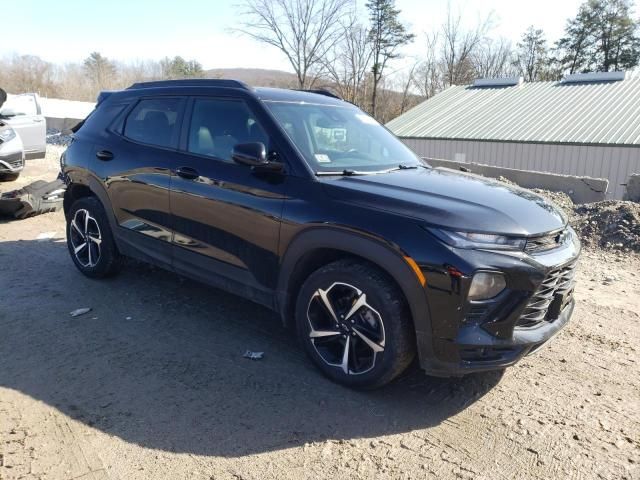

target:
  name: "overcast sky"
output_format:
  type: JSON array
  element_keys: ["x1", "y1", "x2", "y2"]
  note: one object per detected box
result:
[{"x1": 4, "y1": 0, "x2": 585, "y2": 71}]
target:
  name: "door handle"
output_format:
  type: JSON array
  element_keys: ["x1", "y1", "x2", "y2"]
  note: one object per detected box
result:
[
  {"x1": 96, "y1": 150, "x2": 114, "y2": 161},
  {"x1": 176, "y1": 166, "x2": 200, "y2": 180}
]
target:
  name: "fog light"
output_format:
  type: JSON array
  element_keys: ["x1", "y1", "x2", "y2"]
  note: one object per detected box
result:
[{"x1": 468, "y1": 272, "x2": 506, "y2": 300}]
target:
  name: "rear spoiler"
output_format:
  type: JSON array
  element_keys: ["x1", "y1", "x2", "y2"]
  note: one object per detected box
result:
[
  {"x1": 71, "y1": 90, "x2": 116, "y2": 133},
  {"x1": 96, "y1": 90, "x2": 117, "y2": 105}
]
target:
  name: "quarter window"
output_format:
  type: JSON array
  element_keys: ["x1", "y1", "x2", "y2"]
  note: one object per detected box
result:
[
  {"x1": 123, "y1": 98, "x2": 182, "y2": 148},
  {"x1": 187, "y1": 98, "x2": 270, "y2": 162}
]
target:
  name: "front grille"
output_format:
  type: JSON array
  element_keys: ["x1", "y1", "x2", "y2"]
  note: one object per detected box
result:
[
  {"x1": 516, "y1": 260, "x2": 577, "y2": 328},
  {"x1": 525, "y1": 229, "x2": 568, "y2": 254},
  {"x1": 0, "y1": 151, "x2": 23, "y2": 169}
]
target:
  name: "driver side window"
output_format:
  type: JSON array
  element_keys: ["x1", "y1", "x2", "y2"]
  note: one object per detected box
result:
[{"x1": 187, "y1": 98, "x2": 270, "y2": 163}]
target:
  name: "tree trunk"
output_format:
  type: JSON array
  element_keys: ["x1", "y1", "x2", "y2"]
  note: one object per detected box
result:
[{"x1": 371, "y1": 78, "x2": 378, "y2": 117}]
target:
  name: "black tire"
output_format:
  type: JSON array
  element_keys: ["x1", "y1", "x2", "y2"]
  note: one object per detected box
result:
[
  {"x1": 66, "y1": 196, "x2": 121, "y2": 278},
  {"x1": 0, "y1": 172, "x2": 20, "y2": 182},
  {"x1": 295, "y1": 259, "x2": 416, "y2": 389}
]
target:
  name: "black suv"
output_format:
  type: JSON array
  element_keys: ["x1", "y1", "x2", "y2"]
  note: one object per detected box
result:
[{"x1": 61, "y1": 79, "x2": 580, "y2": 388}]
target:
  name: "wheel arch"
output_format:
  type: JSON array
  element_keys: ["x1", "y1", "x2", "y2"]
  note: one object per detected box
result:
[
  {"x1": 63, "y1": 183, "x2": 93, "y2": 217},
  {"x1": 277, "y1": 228, "x2": 433, "y2": 355},
  {"x1": 63, "y1": 175, "x2": 118, "y2": 231}
]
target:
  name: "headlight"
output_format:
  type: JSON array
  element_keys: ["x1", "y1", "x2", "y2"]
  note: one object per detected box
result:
[
  {"x1": 468, "y1": 272, "x2": 506, "y2": 300},
  {"x1": 428, "y1": 228, "x2": 526, "y2": 251},
  {"x1": 0, "y1": 128, "x2": 16, "y2": 142}
]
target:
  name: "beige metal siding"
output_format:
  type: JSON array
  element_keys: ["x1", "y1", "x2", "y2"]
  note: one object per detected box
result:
[{"x1": 402, "y1": 138, "x2": 640, "y2": 199}]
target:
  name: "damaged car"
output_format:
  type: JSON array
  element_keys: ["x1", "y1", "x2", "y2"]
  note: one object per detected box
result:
[
  {"x1": 0, "y1": 87, "x2": 46, "y2": 181},
  {"x1": 61, "y1": 79, "x2": 581, "y2": 389}
]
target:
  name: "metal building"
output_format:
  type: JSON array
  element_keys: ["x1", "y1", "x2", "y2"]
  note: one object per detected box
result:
[{"x1": 386, "y1": 72, "x2": 640, "y2": 199}]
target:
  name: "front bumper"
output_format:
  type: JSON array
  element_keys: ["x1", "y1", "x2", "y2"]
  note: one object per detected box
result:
[
  {"x1": 418, "y1": 231, "x2": 580, "y2": 377},
  {"x1": 0, "y1": 150, "x2": 25, "y2": 172},
  {"x1": 0, "y1": 135, "x2": 25, "y2": 173}
]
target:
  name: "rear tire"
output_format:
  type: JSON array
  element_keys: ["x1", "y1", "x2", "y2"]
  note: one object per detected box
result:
[
  {"x1": 66, "y1": 196, "x2": 121, "y2": 278},
  {"x1": 295, "y1": 259, "x2": 416, "y2": 389}
]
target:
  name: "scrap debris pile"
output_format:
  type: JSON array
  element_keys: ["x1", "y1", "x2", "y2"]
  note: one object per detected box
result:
[
  {"x1": 572, "y1": 201, "x2": 640, "y2": 252},
  {"x1": 46, "y1": 128, "x2": 73, "y2": 146},
  {"x1": 530, "y1": 188, "x2": 640, "y2": 252}
]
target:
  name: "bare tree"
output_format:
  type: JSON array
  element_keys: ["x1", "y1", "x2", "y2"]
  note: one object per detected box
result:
[
  {"x1": 398, "y1": 62, "x2": 418, "y2": 114},
  {"x1": 0, "y1": 55, "x2": 58, "y2": 97},
  {"x1": 237, "y1": 0, "x2": 352, "y2": 88},
  {"x1": 441, "y1": 8, "x2": 493, "y2": 86},
  {"x1": 414, "y1": 32, "x2": 443, "y2": 98},
  {"x1": 322, "y1": 16, "x2": 372, "y2": 106},
  {"x1": 472, "y1": 37, "x2": 514, "y2": 78},
  {"x1": 54, "y1": 63, "x2": 94, "y2": 101}
]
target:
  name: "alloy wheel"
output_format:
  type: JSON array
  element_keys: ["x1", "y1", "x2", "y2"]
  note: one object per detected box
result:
[
  {"x1": 69, "y1": 208, "x2": 102, "y2": 268},
  {"x1": 307, "y1": 282, "x2": 385, "y2": 375}
]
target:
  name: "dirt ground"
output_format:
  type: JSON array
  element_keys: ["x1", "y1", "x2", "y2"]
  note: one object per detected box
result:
[{"x1": 1, "y1": 148, "x2": 639, "y2": 480}]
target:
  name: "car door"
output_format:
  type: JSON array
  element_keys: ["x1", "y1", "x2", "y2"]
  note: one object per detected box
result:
[
  {"x1": 0, "y1": 93, "x2": 46, "y2": 157},
  {"x1": 94, "y1": 96, "x2": 186, "y2": 266},
  {"x1": 169, "y1": 96, "x2": 287, "y2": 303}
]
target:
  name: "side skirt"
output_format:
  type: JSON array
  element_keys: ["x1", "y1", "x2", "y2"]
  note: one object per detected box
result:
[
  {"x1": 115, "y1": 226, "x2": 277, "y2": 312},
  {"x1": 172, "y1": 245, "x2": 277, "y2": 311}
]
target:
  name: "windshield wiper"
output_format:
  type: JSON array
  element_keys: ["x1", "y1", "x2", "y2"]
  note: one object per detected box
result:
[
  {"x1": 315, "y1": 164, "x2": 420, "y2": 176},
  {"x1": 316, "y1": 169, "x2": 362, "y2": 176}
]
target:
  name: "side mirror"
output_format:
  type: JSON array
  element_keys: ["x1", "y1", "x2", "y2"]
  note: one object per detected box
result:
[
  {"x1": 232, "y1": 142, "x2": 267, "y2": 167},
  {"x1": 232, "y1": 142, "x2": 284, "y2": 173}
]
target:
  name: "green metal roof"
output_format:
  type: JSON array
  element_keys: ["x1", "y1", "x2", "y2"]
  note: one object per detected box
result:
[{"x1": 386, "y1": 75, "x2": 640, "y2": 146}]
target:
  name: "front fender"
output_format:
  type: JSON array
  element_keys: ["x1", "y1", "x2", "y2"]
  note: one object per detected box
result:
[{"x1": 276, "y1": 226, "x2": 435, "y2": 368}]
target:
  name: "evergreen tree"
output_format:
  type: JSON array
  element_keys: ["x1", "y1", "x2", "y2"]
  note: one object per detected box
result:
[
  {"x1": 366, "y1": 0, "x2": 414, "y2": 118},
  {"x1": 83, "y1": 52, "x2": 116, "y2": 90},
  {"x1": 555, "y1": 0, "x2": 640, "y2": 73},
  {"x1": 515, "y1": 27, "x2": 552, "y2": 81},
  {"x1": 160, "y1": 56, "x2": 204, "y2": 79}
]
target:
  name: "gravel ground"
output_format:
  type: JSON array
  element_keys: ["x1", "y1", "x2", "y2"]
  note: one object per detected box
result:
[{"x1": 0, "y1": 149, "x2": 639, "y2": 480}]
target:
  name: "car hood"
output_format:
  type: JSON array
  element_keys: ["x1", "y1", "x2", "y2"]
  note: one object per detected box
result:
[{"x1": 320, "y1": 167, "x2": 567, "y2": 236}]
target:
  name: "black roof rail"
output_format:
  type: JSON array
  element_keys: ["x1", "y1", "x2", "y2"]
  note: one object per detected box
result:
[
  {"x1": 298, "y1": 88, "x2": 343, "y2": 100},
  {"x1": 127, "y1": 79, "x2": 251, "y2": 91}
]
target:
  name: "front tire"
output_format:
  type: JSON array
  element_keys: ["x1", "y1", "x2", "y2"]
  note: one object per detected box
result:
[
  {"x1": 66, "y1": 196, "x2": 121, "y2": 278},
  {"x1": 295, "y1": 259, "x2": 416, "y2": 389},
  {"x1": 0, "y1": 172, "x2": 20, "y2": 182}
]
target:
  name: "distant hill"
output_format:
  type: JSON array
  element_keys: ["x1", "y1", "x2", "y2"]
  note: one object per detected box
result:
[
  {"x1": 204, "y1": 67, "x2": 425, "y2": 123},
  {"x1": 205, "y1": 68, "x2": 298, "y2": 88}
]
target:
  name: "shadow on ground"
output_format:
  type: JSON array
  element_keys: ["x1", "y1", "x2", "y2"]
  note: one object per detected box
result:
[{"x1": 0, "y1": 238, "x2": 503, "y2": 457}]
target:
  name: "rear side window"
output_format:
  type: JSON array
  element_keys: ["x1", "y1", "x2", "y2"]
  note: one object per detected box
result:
[
  {"x1": 77, "y1": 102, "x2": 127, "y2": 134},
  {"x1": 187, "y1": 98, "x2": 270, "y2": 162},
  {"x1": 123, "y1": 98, "x2": 183, "y2": 148}
]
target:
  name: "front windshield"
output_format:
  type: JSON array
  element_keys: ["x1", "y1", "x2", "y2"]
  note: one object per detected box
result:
[{"x1": 265, "y1": 101, "x2": 420, "y2": 173}]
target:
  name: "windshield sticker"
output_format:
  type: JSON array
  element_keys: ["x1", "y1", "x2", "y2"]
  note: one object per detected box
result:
[
  {"x1": 355, "y1": 114, "x2": 378, "y2": 125},
  {"x1": 315, "y1": 154, "x2": 332, "y2": 163}
]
